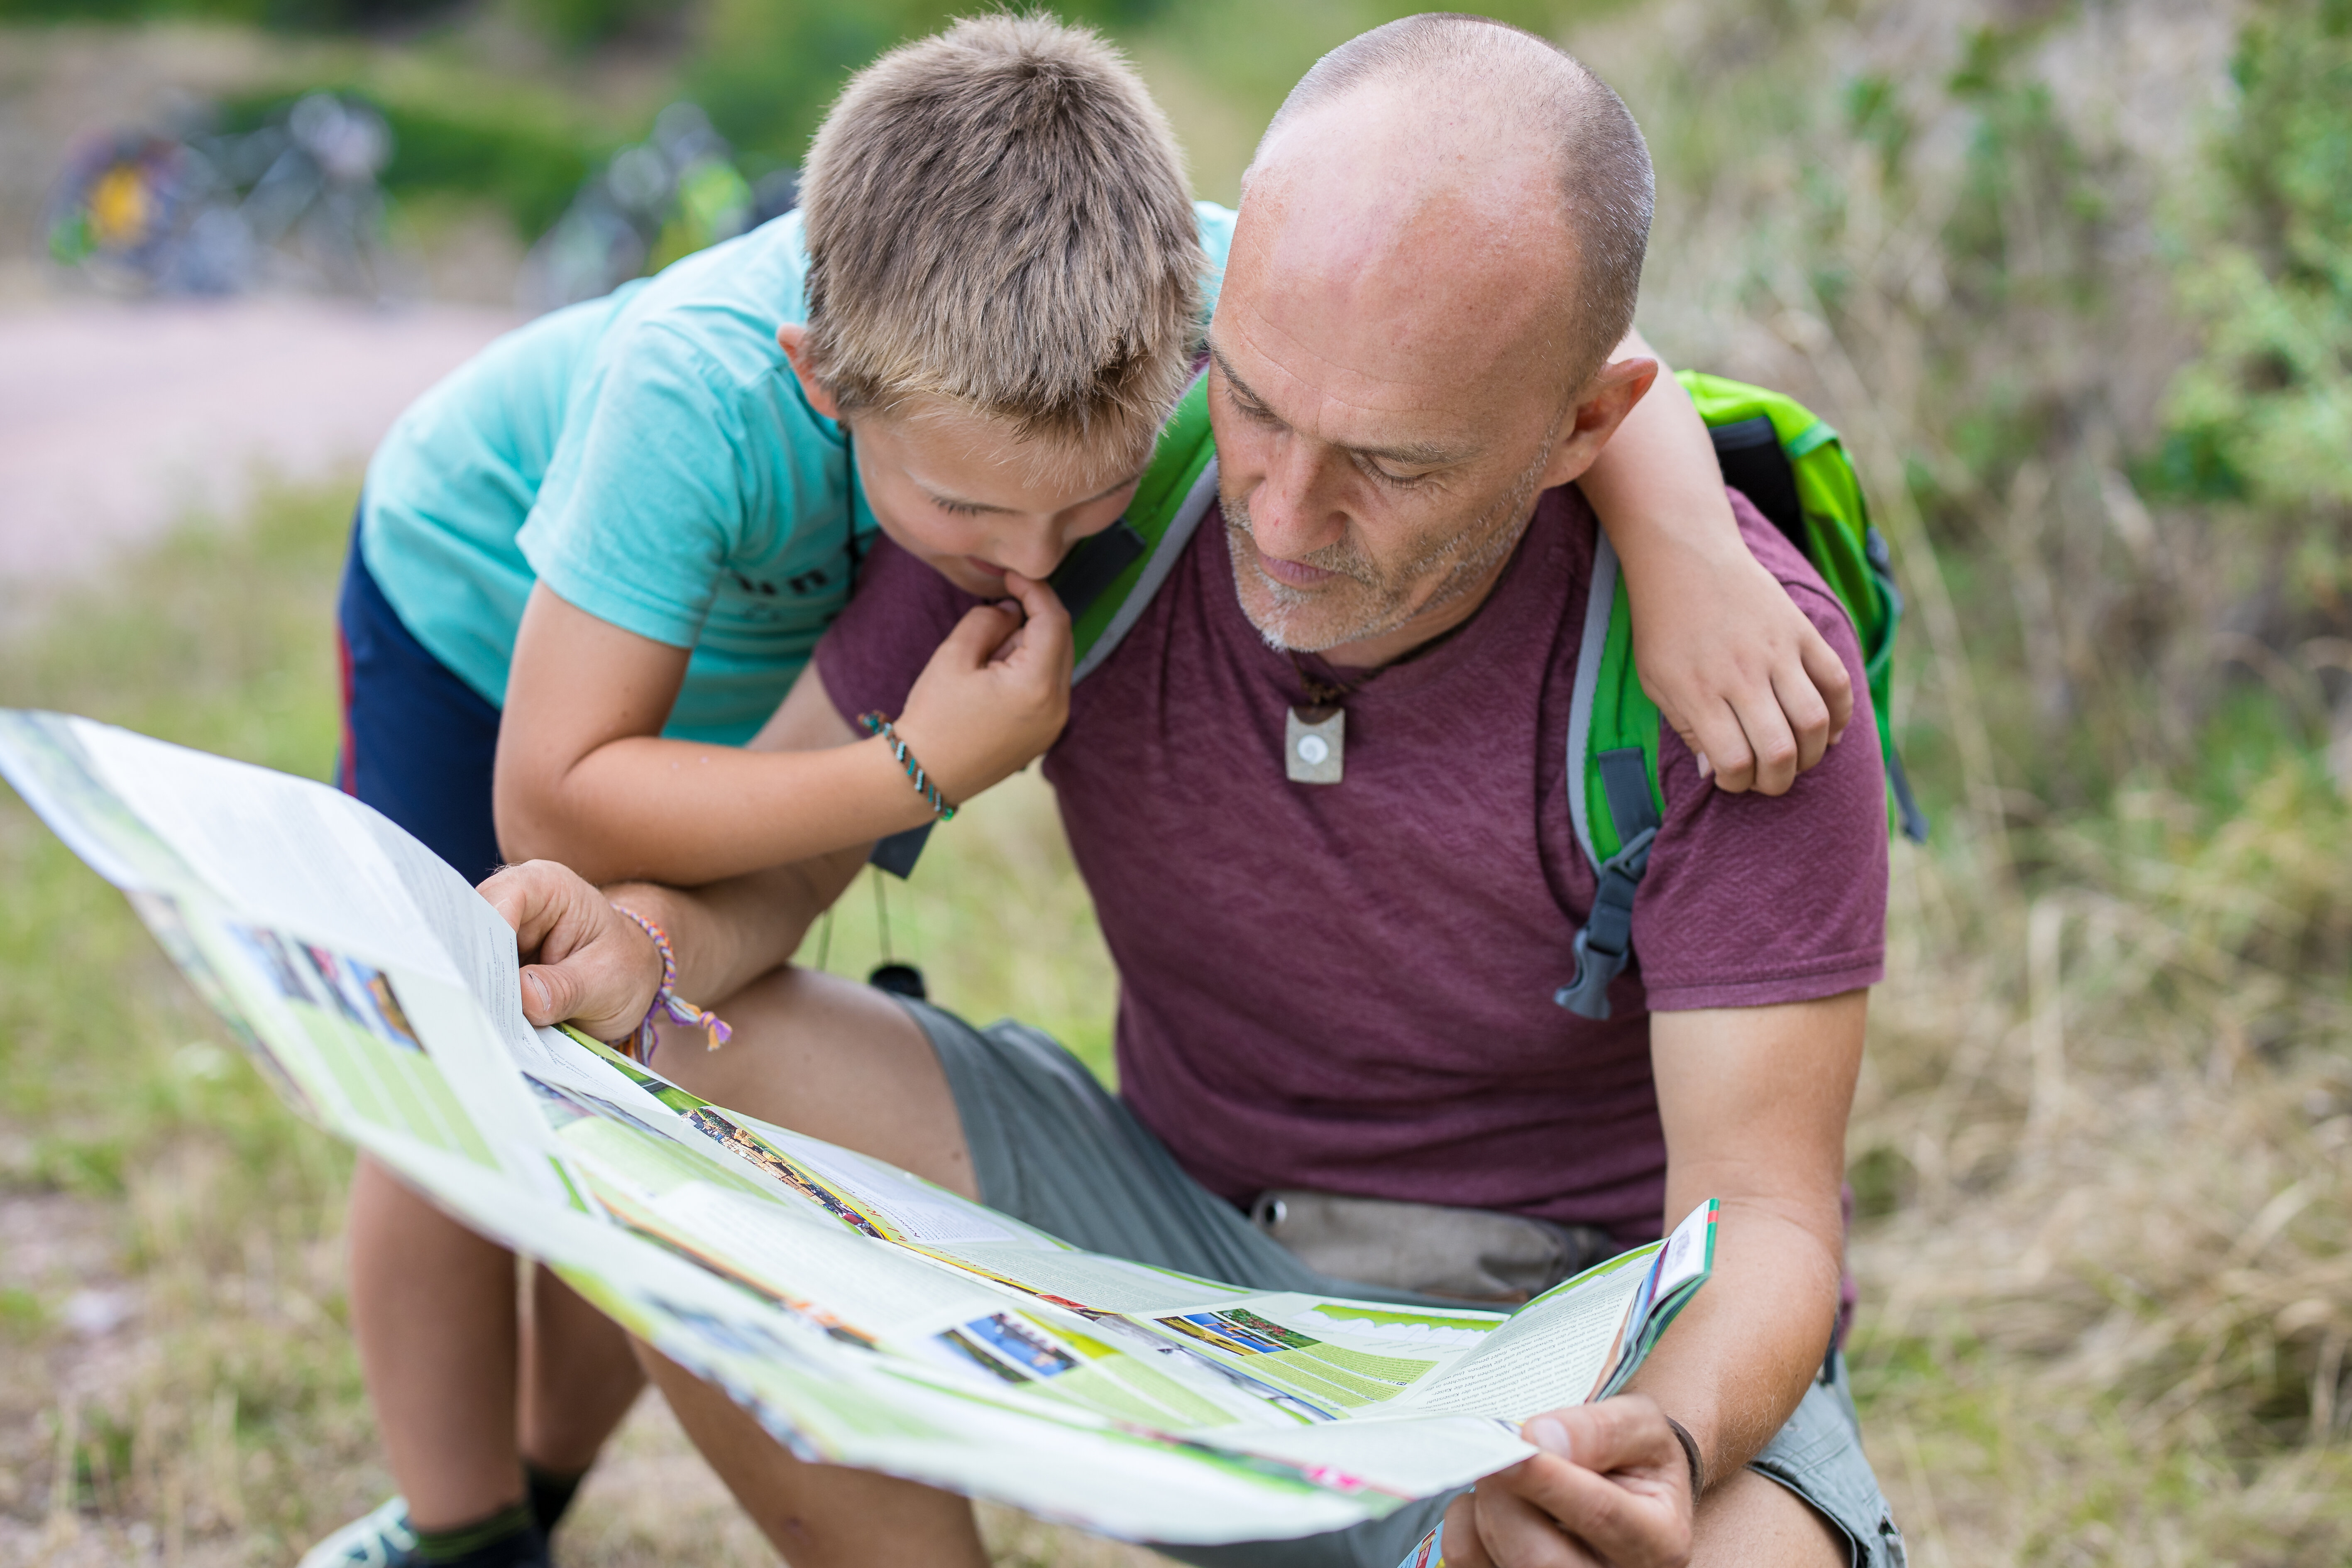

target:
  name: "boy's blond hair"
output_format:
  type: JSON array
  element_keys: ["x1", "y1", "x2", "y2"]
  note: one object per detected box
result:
[{"x1": 798, "y1": 14, "x2": 1203, "y2": 460}]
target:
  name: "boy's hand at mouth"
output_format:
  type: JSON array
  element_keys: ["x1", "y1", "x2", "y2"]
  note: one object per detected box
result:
[{"x1": 892, "y1": 570, "x2": 1073, "y2": 807}]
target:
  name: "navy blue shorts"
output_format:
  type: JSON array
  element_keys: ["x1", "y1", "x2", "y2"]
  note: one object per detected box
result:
[{"x1": 336, "y1": 516, "x2": 505, "y2": 886}]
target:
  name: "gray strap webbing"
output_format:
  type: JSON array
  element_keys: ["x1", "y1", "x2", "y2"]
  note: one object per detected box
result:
[
  {"x1": 1556, "y1": 530, "x2": 1663, "y2": 1022},
  {"x1": 1555, "y1": 752, "x2": 1660, "y2": 1020},
  {"x1": 1072, "y1": 458, "x2": 1221, "y2": 684},
  {"x1": 1563, "y1": 530, "x2": 1619, "y2": 873}
]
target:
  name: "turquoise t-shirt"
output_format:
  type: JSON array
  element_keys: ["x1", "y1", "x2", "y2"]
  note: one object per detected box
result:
[{"x1": 361, "y1": 201, "x2": 1240, "y2": 746}]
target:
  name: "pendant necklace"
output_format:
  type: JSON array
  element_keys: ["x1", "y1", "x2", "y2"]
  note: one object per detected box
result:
[
  {"x1": 1284, "y1": 654, "x2": 1376, "y2": 785},
  {"x1": 1280, "y1": 616, "x2": 1476, "y2": 785}
]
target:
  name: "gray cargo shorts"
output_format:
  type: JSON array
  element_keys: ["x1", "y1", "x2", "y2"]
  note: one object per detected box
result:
[{"x1": 907, "y1": 998, "x2": 1907, "y2": 1568}]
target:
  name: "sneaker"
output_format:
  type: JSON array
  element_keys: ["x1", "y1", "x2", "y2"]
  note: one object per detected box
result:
[{"x1": 299, "y1": 1495, "x2": 420, "y2": 1568}]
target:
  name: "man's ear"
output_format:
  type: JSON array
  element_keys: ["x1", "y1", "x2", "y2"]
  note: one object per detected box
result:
[
  {"x1": 775, "y1": 323, "x2": 843, "y2": 422},
  {"x1": 1537, "y1": 355, "x2": 1660, "y2": 490}
]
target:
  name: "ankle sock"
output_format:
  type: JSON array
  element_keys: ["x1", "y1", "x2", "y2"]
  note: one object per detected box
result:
[
  {"x1": 523, "y1": 1460, "x2": 588, "y2": 1536},
  {"x1": 413, "y1": 1501, "x2": 546, "y2": 1568}
]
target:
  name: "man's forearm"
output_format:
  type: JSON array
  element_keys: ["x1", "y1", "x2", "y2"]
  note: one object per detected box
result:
[
  {"x1": 605, "y1": 846, "x2": 869, "y2": 1007},
  {"x1": 1622, "y1": 1194, "x2": 1844, "y2": 1487},
  {"x1": 1638, "y1": 992, "x2": 1865, "y2": 1491}
]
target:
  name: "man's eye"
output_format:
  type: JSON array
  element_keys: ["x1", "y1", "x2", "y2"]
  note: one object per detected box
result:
[{"x1": 1364, "y1": 461, "x2": 1427, "y2": 490}]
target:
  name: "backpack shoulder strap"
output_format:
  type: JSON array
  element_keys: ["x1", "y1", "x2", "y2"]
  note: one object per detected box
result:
[
  {"x1": 1054, "y1": 371, "x2": 1221, "y2": 683},
  {"x1": 1555, "y1": 530, "x2": 1666, "y2": 1021}
]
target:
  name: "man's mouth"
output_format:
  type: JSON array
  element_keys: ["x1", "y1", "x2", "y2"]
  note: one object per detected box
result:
[{"x1": 1253, "y1": 551, "x2": 1339, "y2": 589}]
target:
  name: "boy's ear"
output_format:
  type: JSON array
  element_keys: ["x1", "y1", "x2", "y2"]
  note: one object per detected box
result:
[{"x1": 775, "y1": 323, "x2": 843, "y2": 422}]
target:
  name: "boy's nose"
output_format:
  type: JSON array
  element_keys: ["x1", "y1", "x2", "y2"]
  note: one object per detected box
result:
[{"x1": 999, "y1": 527, "x2": 1066, "y2": 582}]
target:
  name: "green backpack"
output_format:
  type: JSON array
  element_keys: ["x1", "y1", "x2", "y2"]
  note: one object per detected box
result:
[
  {"x1": 1545, "y1": 373, "x2": 1928, "y2": 1018},
  {"x1": 1011, "y1": 372, "x2": 1924, "y2": 1020}
]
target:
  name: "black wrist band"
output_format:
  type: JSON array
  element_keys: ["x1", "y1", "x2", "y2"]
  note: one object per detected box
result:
[{"x1": 1663, "y1": 1415, "x2": 1707, "y2": 1499}]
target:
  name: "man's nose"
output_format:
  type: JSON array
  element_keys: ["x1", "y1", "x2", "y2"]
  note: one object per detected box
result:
[{"x1": 1247, "y1": 433, "x2": 1345, "y2": 560}]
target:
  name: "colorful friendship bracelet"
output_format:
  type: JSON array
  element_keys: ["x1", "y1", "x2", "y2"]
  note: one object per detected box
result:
[
  {"x1": 858, "y1": 711, "x2": 957, "y2": 821},
  {"x1": 607, "y1": 902, "x2": 733, "y2": 1059}
]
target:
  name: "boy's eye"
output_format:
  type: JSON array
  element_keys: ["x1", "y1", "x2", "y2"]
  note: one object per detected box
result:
[{"x1": 932, "y1": 497, "x2": 987, "y2": 517}]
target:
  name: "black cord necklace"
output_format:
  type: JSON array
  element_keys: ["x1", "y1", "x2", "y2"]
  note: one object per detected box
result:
[
  {"x1": 1279, "y1": 615, "x2": 1474, "y2": 786},
  {"x1": 1283, "y1": 652, "x2": 1382, "y2": 785}
]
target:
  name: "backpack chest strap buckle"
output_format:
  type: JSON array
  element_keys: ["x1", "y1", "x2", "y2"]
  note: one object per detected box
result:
[{"x1": 1555, "y1": 824, "x2": 1656, "y2": 1021}]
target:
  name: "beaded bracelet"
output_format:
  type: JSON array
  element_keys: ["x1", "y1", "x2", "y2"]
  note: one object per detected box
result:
[
  {"x1": 607, "y1": 903, "x2": 733, "y2": 1061},
  {"x1": 858, "y1": 711, "x2": 957, "y2": 821}
]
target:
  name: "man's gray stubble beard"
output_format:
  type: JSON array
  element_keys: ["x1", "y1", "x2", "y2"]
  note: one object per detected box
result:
[{"x1": 1220, "y1": 443, "x2": 1555, "y2": 654}]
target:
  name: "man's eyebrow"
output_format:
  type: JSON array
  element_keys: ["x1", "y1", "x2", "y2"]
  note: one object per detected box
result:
[
  {"x1": 922, "y1": 469, "x2": 1148, "y2": 514},
  {"x1": 1210, "y1": 345, "x2": 1473, "y2": 470}
]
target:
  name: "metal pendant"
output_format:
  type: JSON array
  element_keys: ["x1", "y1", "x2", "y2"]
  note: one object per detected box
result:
[{"x1": 1286, "y1": 705, "x2": 1345, "y2": 784}]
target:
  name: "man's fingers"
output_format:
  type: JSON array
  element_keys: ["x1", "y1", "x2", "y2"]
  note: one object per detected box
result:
[
  {"x1": 1539, "y1": 1395, "x2": 1686, "y2": 1474},
  {"x1": 1435, "y1": 1494, "x2": 1493, "y2": 1568},
  {"x1": 1799, "y1": 621, "x2": 1855, "y2": 746},
  {"x1": 1472, "y1": 1476, "x2": 1604, "y2": 1568},
  {"x1": 1489, "y1": 1455, "x2": 1685, "y2": 1568}
]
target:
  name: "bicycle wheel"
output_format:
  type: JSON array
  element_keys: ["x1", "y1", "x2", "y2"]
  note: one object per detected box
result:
[{"x1": 46, "y1": 131, "x2": 238, "y2": 294}]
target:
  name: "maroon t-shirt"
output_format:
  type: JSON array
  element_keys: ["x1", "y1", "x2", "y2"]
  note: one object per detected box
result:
[{"x1": 819, "y1": 487, "x2": 1887, "y2": 1245}]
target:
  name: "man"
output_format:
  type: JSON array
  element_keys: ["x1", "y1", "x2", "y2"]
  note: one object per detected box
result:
[{"x1": 491, "y1": 16, "x2": 1901, "y2": 1567}]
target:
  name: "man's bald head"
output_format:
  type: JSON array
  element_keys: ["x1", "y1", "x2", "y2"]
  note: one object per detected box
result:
[{"x1": 1246, "y1": 12, "x2": 1653, "y2": 394}]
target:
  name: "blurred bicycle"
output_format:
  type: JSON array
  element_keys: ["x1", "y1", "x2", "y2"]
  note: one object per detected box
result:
[
  {"x1": 46, "y1": 92, "x2": 407, "y2": 300},
  {"x1": 518, "y1": 100, "x2": 795, "y2": 314}
]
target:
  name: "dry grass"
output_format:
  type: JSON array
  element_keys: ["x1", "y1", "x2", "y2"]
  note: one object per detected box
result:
[
  {"x1": 1575, "y1": 1, "x2": 2352, "y2": 1556},
  {"x1": 1849, "y1": 782, "x2": 2352, "y2": 1563}
]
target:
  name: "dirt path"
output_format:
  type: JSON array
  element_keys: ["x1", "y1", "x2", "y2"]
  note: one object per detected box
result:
[{"x1": 0, "y1": 296, "x2": 514, "y2": 620}]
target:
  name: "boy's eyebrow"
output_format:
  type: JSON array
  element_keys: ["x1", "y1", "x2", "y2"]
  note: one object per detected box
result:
[
  {"x1": 1210, "y1": 345, "x2": 1473, "y2": 470},
  {"x1": 923, "y1": 469, "x2": 1148, "y2": 515}
]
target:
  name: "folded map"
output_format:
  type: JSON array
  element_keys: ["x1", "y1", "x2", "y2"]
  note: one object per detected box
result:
[{"x1": 0, "y1": 710, "x2": 1716, "y2": 1546}]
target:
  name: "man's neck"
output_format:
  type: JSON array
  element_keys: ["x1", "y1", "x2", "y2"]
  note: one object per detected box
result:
[{"x1": 1310, "y1": 523, "x2": 1526, "y2": 671}]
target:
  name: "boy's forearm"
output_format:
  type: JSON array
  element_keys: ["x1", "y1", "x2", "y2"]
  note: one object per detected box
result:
[
  {"x1": 1576, "y1": 328, "x2": 1743, "y2": 572},
  {"x1": 604, "y1": 846, "x2": 868, "y2": 1008},
  {"x1": 501, "y1": 736, "x2": 937, "y2": 887}
]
